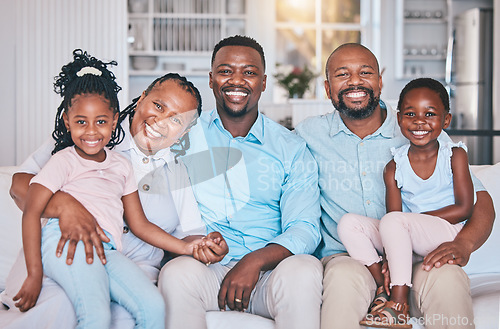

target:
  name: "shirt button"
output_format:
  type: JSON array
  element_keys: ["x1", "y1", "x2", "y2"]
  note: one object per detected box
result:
[
  {"x1": 142, "y1": 184, "x2": 150, "y2": 191},
  {"x1": 362, "y1": 171, "x2": 367, "y2": 176},
  {"x1": 142, "y1": 157, "x2": 149, "y2": 164},
  {"x1": 366, "y1": 200, "x2": 371, "y2": 205},
  {"x1": 360, "y1": 142, "x2": 364, "y2": 146},
  {"x1": 123, "y1": 226, "x2": 130, "y2": 233}
]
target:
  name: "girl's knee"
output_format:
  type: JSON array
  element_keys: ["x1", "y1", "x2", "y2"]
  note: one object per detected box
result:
[
  {"x1": 337, "y1": 213, "x2": 363, "y2": 239},
  {"x1": 379, "y1": 211, "x2": 405, "y2": 232}
]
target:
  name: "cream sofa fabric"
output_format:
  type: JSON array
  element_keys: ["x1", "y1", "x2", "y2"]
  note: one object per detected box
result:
[{"x1": 1, "y1": 164, "x2": 499, "y2": 328}]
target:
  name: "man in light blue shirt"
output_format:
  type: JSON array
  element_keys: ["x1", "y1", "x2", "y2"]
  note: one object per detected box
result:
[
  {"x1": 160, "y1": 35, "x2": 323, "y2": 329},
  {"x1": 295, "y1": 43, "x2": 495, "y2": 329},
  {"x1": 296, "y1": 100, "x2": 406, "y2": 259}
]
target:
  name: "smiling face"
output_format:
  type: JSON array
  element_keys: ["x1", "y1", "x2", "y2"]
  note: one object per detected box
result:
[
  {"x1": 209, "y1": 45, "x2": 266, "y2": 118},
  {"x1": 325, "y1": 45, "x2": 382, "y2": 120},
  {"x1": 63, "y1": 93, "x2": 118, "y2": 162},
  {"x1": 397, "y1": 87, "x2": 452, "y2": 147},
  {"x1": 130, "y1": 79, "x2": 199, "y2": 155}
]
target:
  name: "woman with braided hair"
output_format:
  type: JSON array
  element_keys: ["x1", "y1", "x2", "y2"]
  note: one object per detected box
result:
[{"x1": 2, "y1": 50, "x2": 227, "y2": 328}]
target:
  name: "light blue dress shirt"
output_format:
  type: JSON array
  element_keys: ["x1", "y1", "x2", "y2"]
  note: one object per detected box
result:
[
  {"x1": 295, "y1": 102, "x2": 483, "y2": 259},
  {"x1": 182, "y1": 109, "x2": 321, "y2": 264}
]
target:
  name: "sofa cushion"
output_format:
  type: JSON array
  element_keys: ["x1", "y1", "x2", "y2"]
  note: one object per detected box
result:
[
  {"x1": 206, "y1": 311, "x2": 274, "y2": 329},
  {"x1": 0, "y1": 167, "x2": 22, "y2": 291},
  {"x1": 464, "y1": 163, "x2": 500, "y2": 275}
]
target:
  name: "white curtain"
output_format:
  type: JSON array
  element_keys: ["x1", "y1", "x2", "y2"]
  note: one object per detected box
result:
[{"x1": 14, "y1": 0, "x2": 128, "y2": 163}]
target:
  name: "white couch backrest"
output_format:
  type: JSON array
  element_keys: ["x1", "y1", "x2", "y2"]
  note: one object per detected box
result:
[
  {"x1": 0, "y1": 167, "x2": 22, "y2": 290},
  {"x1": 464, "y1": 164, "x2": 500, "y2": 275},
  {"x1": 0, "y1": 164, "x2": 499, "y2": 291}
]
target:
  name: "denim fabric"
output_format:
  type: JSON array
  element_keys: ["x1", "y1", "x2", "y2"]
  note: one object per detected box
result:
[{"x1": 41, "y1": 219, "x2": 165, "y2": 329}]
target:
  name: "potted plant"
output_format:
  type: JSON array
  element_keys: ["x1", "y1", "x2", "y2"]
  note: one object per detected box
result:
[{"x1": 274, "y1": 64, "x2": 317, "y2": 99}]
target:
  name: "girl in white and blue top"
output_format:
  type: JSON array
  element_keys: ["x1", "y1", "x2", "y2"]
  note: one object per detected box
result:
[{"x1": 338, "y1": 78, "x2": 474, "y2": 328}]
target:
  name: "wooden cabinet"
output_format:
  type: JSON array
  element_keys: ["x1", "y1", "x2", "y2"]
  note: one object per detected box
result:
[{"x1": 128, "y1": 0, "x2": 247, "y2": 77}]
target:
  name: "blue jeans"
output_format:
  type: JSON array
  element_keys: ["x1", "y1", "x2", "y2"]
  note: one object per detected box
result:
[{"x1": 41, "y1": 219, "x2": 165, "y2": 329}]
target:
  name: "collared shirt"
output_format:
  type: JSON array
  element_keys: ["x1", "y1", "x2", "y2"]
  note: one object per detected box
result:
[
  {"x1": 295, "y1": 102, "x2": 484, "y2": 259},
  {"x1": 18, "y1": 120, "x2": 204, "y2": 281},
  {"x1": 182, "y1": 109, "x2": 321, "y2": 264},
  {"x1": 31, "y1": 146, "x2": 137, "y2": 252}
]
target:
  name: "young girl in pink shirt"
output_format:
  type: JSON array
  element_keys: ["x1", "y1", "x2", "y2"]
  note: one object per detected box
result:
[{"x1": 13, "y1": 50, "x2": 211, "y2": 329}]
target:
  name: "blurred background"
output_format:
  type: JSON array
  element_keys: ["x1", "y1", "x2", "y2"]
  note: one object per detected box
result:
[{"x1": 1, "y1": 0, "x2": 498, "y2": 165}]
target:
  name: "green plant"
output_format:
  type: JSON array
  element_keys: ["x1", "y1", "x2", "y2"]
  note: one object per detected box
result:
[{"x1": 274, "y1": 64, "x2": 317, "y2": 98}]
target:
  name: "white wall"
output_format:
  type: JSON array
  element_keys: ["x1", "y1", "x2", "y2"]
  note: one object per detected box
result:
[
  {"x1": 1, "y1": 0, "x2": 128, "y2": 166},
  {"x1": 2, "y1": 0, "x2": 498, "y2": 165},
  {"x1": 0, "y1": 0, "x2": 16, "y2": 166}
]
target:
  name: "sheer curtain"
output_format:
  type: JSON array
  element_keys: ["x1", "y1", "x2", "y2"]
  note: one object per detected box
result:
[{"x1": 13, "y1": 0, "x2": 128, "y2": 163}]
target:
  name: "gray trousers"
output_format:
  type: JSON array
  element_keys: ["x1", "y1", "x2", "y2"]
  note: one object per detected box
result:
[
  {"x1": 158, "y1": 254, "x2": 323, "y2": 329},
  {"x1": 320, "y1": 254, "x2": 474, "y2": 329}
]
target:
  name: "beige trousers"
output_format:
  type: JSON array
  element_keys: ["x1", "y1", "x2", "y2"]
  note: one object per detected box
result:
[
  {"x1": 321, "y1": 254, "x2": 474, "y2": 329},
  {"x1": 159, "y1": 254, "x2": 323, "y2": 329}
]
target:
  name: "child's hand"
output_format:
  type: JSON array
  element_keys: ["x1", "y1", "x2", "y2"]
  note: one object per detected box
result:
[
  {"x1": 192, "y1": 232, "x2": 228, "y2": 265},
  {"x1": 184, "y1": 238, "x2": 204, "y2": 256},
  {"x1": 206, "y1": 231, "x2": 224, "y2": 246},
  {"x1": 13, "y1": 275, "x2": 43, "y2": 312}
]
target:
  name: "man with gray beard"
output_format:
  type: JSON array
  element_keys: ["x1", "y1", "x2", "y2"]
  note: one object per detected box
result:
[{"x1": 295, "y1": 43, "x2": 495, "y2": 329}]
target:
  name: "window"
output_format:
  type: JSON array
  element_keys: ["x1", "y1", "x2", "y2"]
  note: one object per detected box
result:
[{"x1": 274, "y1": 0, "x2": 379, "y2": 99}]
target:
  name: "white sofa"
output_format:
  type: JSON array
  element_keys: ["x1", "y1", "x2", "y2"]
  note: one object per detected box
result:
[{"x1": 1, "y1": 164, "x2": 500, "y2": 329}]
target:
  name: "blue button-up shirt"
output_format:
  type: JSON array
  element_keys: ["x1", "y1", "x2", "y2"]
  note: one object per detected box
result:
[
  {"x1": 295, "y1": 103, "x2": 483, "y2": 259},
  {"x1": 182, "y1": 109, "x2": 321, "y2": 264}
]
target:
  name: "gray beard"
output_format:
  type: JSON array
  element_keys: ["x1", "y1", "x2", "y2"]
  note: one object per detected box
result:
[{"x1": 333, "y1": 87, "x2": 379, "y2": 120}]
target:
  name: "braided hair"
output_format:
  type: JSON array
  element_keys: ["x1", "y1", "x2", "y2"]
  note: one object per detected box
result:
[
  {"x1": 118, "y1": 73, "x2": 202, "y2": 162},
  {"x1": 52, "y1": 49, "x2": 124, "y2": 154}
]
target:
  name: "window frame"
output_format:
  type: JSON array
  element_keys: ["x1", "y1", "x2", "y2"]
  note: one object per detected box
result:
[{"x1": 273, "y1": 0, "x2": 380, "y2": 100}]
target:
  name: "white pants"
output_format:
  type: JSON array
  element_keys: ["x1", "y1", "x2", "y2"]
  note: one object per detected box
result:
[
  {"x1": 158, "y1": 254, "x2": 323, "y2": 329},
  {"x1": 337, "y1": 212, "x2": 464, "y2": 287}
]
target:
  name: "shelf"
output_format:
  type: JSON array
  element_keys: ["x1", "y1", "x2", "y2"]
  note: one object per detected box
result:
[
  {"x1": 129, "y1": 69, "x2": 209, "y2": 77},
  {"x1": 129, "y1": 13, "x2": 246, "y2": 19},
  {"x1": 404, "y1": 55, "x2": 446, "y2": 61},
  {"x1": 128, "y1": 0, "x2": 247, "y2": 76},
  {"x1": 395, "y1": 0, "x2": 450, "y2": 80},
  {"x1": 129, "y1": 51, "x2": 213, "y2": 57},
  {"x1": 401, "y1": 73, "x2": 446, "y2": 80},
  {"x1": 403, "y1": 18, "x2": 447, "y2": 24}
]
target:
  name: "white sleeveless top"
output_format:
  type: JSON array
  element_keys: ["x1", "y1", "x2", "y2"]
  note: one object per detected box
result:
[{"x1": 391, "y1": 140, "x2": 468, "y2": 215}]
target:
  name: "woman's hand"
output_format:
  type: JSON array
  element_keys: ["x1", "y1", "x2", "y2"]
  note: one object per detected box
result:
[
  {"x1": 52, "y1": 191, "x2": 109, "y2": 265},
  {"x1": 192, "y1": 232, "x2": 228, "y2": 265},
  {"x1": 11, "y1": 172, "x2": 109, "y2": 265}
]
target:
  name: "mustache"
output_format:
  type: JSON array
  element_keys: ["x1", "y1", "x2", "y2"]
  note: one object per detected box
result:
[
  {"x1": 222, "y1": 86, "x2": 251, "y2": 93},
  {"x1": 338, "y1": 86, "x2": 373, "y2": 98}
]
